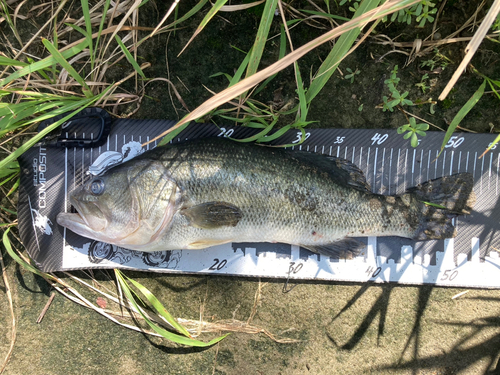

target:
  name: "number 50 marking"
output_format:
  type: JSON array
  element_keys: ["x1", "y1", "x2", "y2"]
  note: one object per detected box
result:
[
  {"x1": 440, "y1": 269, "x2": 458, "y2": 281},
  {"x1": 445, "y1": 136, "x2": 464, "y2": 148}
]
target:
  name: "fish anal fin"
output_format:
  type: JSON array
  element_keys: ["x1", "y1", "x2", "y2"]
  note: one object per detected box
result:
[
  {"x1": 188, "y1": 239, "x2": 232, "y2": 249},
  {"x1": 181, "y1": 201, "x2": 242, "y2": 229},
  {"x1": 301, "y1": 238, "x2": 366, "y2": 259}
]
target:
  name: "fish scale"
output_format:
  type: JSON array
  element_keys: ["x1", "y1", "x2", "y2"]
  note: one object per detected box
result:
[
  {"x1": 17, "y1": 116, "x2": 498, "y2": 287},
  {"x1": 57, "y1": 137, "x2": 474, "y2": 258}
]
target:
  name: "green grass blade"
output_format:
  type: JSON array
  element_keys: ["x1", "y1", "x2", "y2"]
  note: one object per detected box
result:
[
  {"x1": 277, "y1": 127, "x2": 309, "y2": 147},
  {"x1": 306, "y1": 0, "x2": 381, "y2": 103},
  {"x1": 0, "y1": 56, "x2": 29, "y2": 66},
  {"x1": 80, "y1": 0, "x2": 94, "y2": 73},
  {"x1": 439, "y1": 79, "x2": 486, "y2": 156},
  {"x1": 256, "y1": 124, "x2": 292, "y2": 143},
  {"x1": 0, "y1": 170, "x2": 18, "y2": 185},
  {"x1": 51, "y1": 15, "x2": 58, "y2": 82},
  {"x1": 0, "y1": 40, "x2": 88, "y2": 88},
  {"x1": 420, "y1": 201, "x2": 447, "y2": 209},
  {"x1": 2, "y1": 228, "x2": 57, "y2": 281},
  {"x1": 0, "y1": 100, "x2": 41, "y2": 119},
  {"x1": 245, "y1": 0, "x2": 278, "y2": 78},
  {"x1": 0, "y1": 100, "x2": 82, "y2": 138},
  {"x1": 0, "y1": 85, "x2": 113, "y2": 171},
  {"x1": 115, "y1": 270, "x2": 227, "y2": 347},
  {"x1": 0, "y1": 168, "x2": 17, "y2": 178},
  {"x1": 115, "y1": 35, "x2": 146, "y2": 79},
  {"x1": 254, "y1": 24, "x2": 287, "y2": 95},
  {"x1": 487, "y1": 79, "x2": 500, "y2": 101},
  {"x1": 41, "y1": 38, "x2": 92, "y2": 97},
  {"x1": 228, "y1": 49, "x2": 252, "y2": 87},
  {"x1": 167, "y1": 0, "x2": 209, "y2": 29},
  {"x1": 95, "y1": 0, "x2": 111, "y2": 64},
  {"x1": 158, "y1": 122, "x2": 190, "y2": 146},
  {"x1": 209, "y1": 72, "x2": 233, "y2": 83},
  {"x1": 294, "y1": 63, "x2": 308, "y2": 122},
  {"x1": 178, "y1": 0, "x2": 229, "y2": 55},
  {"x1": 1, "y1": 205, "x2": 17, "y2": 215},
  {"x1": 479, "y1": 133, "x2": 500, "y2": 159},
  {"x1": 299, "y1": 9, "x2": 349, "y2": 21},
  {"x1": 228, "y1": 120, "x2": 277, "y2": 142},
  {"x1": 64, "y1": 23, "x2": 89, "y2": 37},
  {"x1": 217, "y1": 115, "x2": 268, "y2": 128},
  {"x1": 0, "y1": 161, "x2": 18, "y2": 178},
  {"x1": 0, "y1": 0, "x2": 23, "y2": 47},
  {"x1": 0, "y1": 100, "x2": 67, "y2": 132},
  {"x1": 123, "y1": 274, "x2": 191, "y2": 337},
  {"x1": 6, "y1": 177, "x2": 19, "y2": 197}
]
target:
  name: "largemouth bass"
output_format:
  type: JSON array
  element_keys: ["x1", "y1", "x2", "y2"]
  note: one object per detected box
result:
[{"x1": 57, "y1": 138, "x2": 476, "y2": 257}]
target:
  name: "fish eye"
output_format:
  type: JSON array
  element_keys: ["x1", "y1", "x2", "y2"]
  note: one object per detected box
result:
[{"x1": 90, "y1": 178, "x2": 105, "y2": 195}]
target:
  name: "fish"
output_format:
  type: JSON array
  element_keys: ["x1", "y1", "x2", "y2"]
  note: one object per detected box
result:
[{"x1": 56, "y1": 137, "x2": 476, "y2": 258}]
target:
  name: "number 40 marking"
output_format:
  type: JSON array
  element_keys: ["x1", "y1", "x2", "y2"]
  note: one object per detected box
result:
[{"x1": 371, "y1": 133, "x2": 388, "y2": 145}]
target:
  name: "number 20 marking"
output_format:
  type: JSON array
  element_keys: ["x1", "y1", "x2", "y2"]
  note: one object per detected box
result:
[
  {"x1": 209, "y1": 258, "x2": 227, "y2": 270},
  {"x1": 217, "y1": 128, "x2": 234, "y2": 138}
]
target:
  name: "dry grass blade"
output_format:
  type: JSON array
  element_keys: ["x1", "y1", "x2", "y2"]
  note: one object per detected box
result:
[
  {"x1": 0, "y1": 246, "x2": 16, "y2": 375},
  {"x1": 439, "y1": 0, "x2": 500, "y2": 100},
  {"x1": 373, "y1": 34, "x2": 499, "y2": 49},
  {"x1": 102, "y1": 0, "x2": 143, "y2": 54},
  {"x1": 144, "y1": 78, "x2": 190, "y2": 112},
  {"x1": 220, "y1": 0, "x2": 265, "y2": 12},
  {"x1": 148, "y1": 0, "x2": 421, "y2": 146},
  {"x1": 177, "y1": 318, "x2": 301, "y2": 343},
  {"x1": 62, "y1": 25, "x2": 155, "y2": 53},
  {"x1": 6, "y1": 0, "x2": 67, "y2": 63},
  {"x1": 148, "y1": 0, "x2": 180, "y2": 38},
  {"x1": 36, "y1": 292, "x2": 56, "y2": 323},
  {"x1": 2, "y1": 241, "x2": 163, "y2": 340},
  {"x1": 49, "y1": 282, "x2": 164, "y2": 338},
  {"x1": 178, "y1": 0, "x2": 229, "y2": 56}
]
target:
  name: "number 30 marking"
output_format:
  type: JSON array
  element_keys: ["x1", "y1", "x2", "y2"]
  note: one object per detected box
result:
[{"x1": 292, "y1": 131, "x2": 311, "y2": 144}]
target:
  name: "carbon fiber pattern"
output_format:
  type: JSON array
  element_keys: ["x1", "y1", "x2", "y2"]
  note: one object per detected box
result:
[{"x1": 18, "y1": 112, "x2": 499, "y2": 273}]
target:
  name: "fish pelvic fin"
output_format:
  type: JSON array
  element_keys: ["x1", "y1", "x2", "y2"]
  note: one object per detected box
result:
[{"x1": 408, "y1": 173, "x2": 476, "y2": 240}]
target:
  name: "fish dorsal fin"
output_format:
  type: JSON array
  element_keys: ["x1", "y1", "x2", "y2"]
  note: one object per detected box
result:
[
  {"x1": 291, "y1": 151, "x2": 371, "y2": 193},
  {"x1": 181, "y1": 201, "x2": 242, "y2": 229}
]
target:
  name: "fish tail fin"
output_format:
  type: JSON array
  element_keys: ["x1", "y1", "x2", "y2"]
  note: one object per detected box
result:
[{"x1": 407, "y1": 173, "x2": 476, "y2": 240}]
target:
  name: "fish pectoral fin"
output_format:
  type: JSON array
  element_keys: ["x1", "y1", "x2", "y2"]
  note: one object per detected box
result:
[
  {"x1": 188, "y1": 239, "x2": 232, "y2": 249},
  {"x1": 181, "y1": 201, "x2": 242, "y2": 229},
  {"x1": 301, "y1": 238, "x2": 366, "y2": 259}
]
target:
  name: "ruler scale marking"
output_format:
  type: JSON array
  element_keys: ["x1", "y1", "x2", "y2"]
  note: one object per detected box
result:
[{"x1": 45, "y1": 127, "x2": 499, "y2": 288}]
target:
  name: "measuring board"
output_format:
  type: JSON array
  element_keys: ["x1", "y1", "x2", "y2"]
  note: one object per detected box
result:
[{"x1": 17, "y1": 110, "x2": 500, "y2": 288}]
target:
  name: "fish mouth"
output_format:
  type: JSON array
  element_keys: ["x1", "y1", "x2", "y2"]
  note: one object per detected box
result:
[{"x1": 57, "y1": 197, "x2": 107, "y2": 237}]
